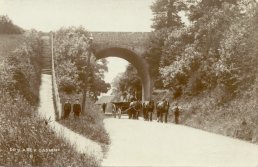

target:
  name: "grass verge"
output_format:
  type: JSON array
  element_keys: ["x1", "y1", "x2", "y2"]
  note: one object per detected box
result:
[
  {"x1": 59, "y1": 98, "x2": 110, "y2": 153},
  {"x1": 0, "y1": 93, "x2": 100, "y2": 166}
]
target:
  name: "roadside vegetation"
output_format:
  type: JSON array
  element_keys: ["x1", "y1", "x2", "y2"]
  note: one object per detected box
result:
[
  {"x1": 0, "y1": 16, "x2": 100, "y2": 166},
  {"x1": 60, "y1": 98, "x2": 110, "y2": 150},
  {"x1": 0, "y1": 94, "x2": 99, "y2": 166},
  {"x1": 53, "y1": 27, "x2": 110, "y2": 151},
  {"x1": 113, "y1": 0, "x2": 258, "y2": 143},
  {"x1": 0, "y1": 15, "x2": 23, "y2": 34}
]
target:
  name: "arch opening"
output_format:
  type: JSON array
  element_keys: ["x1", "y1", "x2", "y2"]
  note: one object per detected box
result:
[{"x1": 94, "y1": 47, "x2": 152, "y2": 101}]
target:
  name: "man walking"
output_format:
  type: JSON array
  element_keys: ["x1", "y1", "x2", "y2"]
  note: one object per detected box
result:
[
  {"x1": 73, "y1": 98, "x2": 81, "y2": 119},
  {"x1": 135, "y1": 99, "x2": 141, "y2": 120},
  {"x1": 102, "y1": 103, "x2": 107, "y2": 113},
  {"x1": 164, "y1": 98, "x2": 170, "y2": 123},
  {"x1": 148, "y1": 100, "x2": 155, "y2": 121},
  {"x1": 63, "y1": 98, "x2": 71, "y2": 119},
  {"x1": 174, "y1": 102, "x2": 180, "y2": 124}
]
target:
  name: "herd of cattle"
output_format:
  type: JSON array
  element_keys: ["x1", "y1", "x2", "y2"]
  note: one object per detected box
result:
[{"x1": 110, "y1": 98, "x2": 178, "y2": 123}]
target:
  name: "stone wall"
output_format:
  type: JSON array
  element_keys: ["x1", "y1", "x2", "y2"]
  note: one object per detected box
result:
[{"x1": 92, "y1": 32, "x2": 150, "y2": 54}]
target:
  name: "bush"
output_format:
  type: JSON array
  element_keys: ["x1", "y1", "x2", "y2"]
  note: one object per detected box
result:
[{"x1": 3, "y1": 31, "x2": 43, "y2": 105}]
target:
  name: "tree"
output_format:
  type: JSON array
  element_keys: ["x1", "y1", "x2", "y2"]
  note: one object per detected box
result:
[
  {"x1": 112, "y1": 64, "x2": 142, "y2": 100},
  {"x1": 217, "y1": 1, "x2": 258, "y2": 93},
  {"x1": 56, "y1": 60, "x2": 79, "y2": 93},
  {"x1": 143, "y1": 0, "x2": 186, "y2": 89},
  {"x1": 0, "y1": 15, "x2": 23, "y2": 34},
  {"x1": 143, "y1": 30, "x2": 167, "y2": 88},
  {"x1": 54, "y1": 26, "x2": 110, "y2": 111},
  {"x1": 3, "y1": 30, "x2": 43, "y2": 105},
  {"x1": 88, "y1": 59, "x2": 110, "y2": 101},
  {"x1": 160, "y1": 0, "x2": 258, "y2": 100},
  {"x1": 151, "y1": 0, "x2": 186, "y2": 30}
]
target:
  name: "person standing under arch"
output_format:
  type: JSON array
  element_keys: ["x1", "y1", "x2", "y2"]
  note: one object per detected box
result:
[{"x1": 102, "y1": 103, "x2": 107, "y2": 113}]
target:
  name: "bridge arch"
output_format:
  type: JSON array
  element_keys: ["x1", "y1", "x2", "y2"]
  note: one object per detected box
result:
[{"x1": 94, "y1": 47, "x2": 151, "y2": 101}]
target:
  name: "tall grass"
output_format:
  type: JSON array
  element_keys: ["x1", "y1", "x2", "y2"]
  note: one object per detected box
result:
[{"x1": 0, "y1": 92, "x2": 99, "y2": 166}]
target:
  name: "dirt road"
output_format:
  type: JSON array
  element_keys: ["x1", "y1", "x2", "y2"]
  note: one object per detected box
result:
[{"x1": 102, "y1": 116, "x2": 258, "y2": 166}]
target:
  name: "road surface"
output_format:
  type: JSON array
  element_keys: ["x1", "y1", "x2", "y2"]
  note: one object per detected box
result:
[{"x1": 102, "y1": 116, "x2": 258, "y2": 167}]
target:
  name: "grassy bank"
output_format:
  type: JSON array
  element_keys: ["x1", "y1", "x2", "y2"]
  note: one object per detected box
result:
[
  {"x1": 58, "y1": 94, "x2": 110, "y2": 152},
  {"x1": 176, "y1": 91, "x2": 258, "y2": 143},
  {"x1": 0, "y1": 93, "x2": 99, "y2": 166},
  {"x1": 151, "y1": 89, "x2": 258, "y2": 144},
  {"x1": 0, "y1": 33, "x2": 100, "y2": 166}
]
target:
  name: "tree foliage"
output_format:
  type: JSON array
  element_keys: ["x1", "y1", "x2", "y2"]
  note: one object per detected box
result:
[
  {"x1": 114, "y1": 0, "x2": 186, "y2": 94},
  {"x1": 0, "y1": 15, "x2": 23, "y2": 34},
  {"x1": 1, "y1": 30, "x2": 43, "y2": 104},
  {"x1": 151, "y1": 0, "x2": 186, "y2": 30},
  {"x1": 143, "y1": 0, "x2": 186, "y2": 89},
  {"x1": 112, "y1": 64, "x2": 142, "y2": 100},
  {"x1": 108, "y1": 0, "x2": 258, "y2": 103},
  {"x1": 158, "y1": 0, "x2": 258, "y2": 100},
  {"x1": 54, "y1": 26, "x2": 110, "y2": 100}
]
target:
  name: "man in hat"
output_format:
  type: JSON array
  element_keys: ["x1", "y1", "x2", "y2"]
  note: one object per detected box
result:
[
  {"x1": 73, "y1": 98, "x2": 81, "y2": 119},
  {"x1": 164, "y1": 98, "x2": 170, "y2": 123},
  {"x1": 63, "y1": 98, "x2": 71, "y2": 119},
  {"x1": 102, "y1": 103, "x2": 107, "y2": 113},
  {"x1": 174, "y1": 102, "x2": 180, "y2": 124}
]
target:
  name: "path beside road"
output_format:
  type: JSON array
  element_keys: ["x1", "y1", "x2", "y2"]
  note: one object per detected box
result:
[{"x1": 38, "y1": 74, "x2": 103, "y2": 161}]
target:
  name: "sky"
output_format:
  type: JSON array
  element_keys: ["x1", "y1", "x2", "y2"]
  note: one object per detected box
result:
[
  {"x1": 103, "y1": 57, "x2": 128, "y2": 83},
  {"x1": 0, "y1": 0, "x2": 154, "y2": 93},
  {"x1": 0, "y1": 0, "x2": 154, "y2": 32}
]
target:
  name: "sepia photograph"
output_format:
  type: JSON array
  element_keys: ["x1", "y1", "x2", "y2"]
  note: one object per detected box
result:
[{"x1": 1, "y1": 0, "x2": 258, "y2": 166}]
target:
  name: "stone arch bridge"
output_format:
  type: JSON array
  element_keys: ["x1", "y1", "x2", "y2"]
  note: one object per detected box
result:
[{"x1": 91, "y1": 32, "x2": 152, "y2": 101}]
